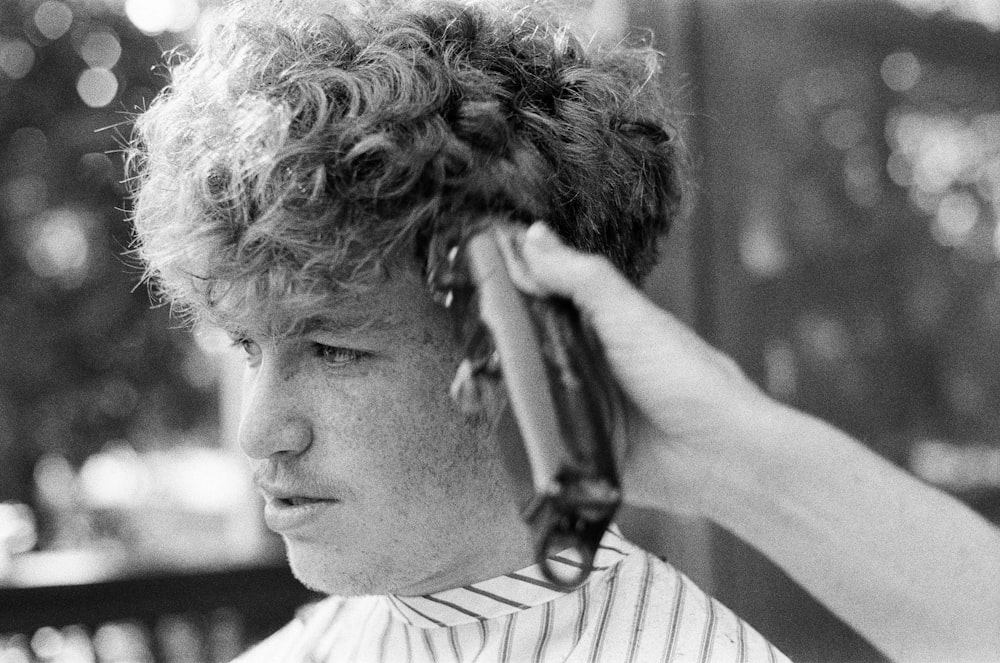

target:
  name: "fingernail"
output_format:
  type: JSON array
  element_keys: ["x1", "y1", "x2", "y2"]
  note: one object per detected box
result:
[
  {"x1": 524, "y1": 221, "x2": 562, "y2": 253},
  {"x1": 495, "y1": 225, "x2": 543, "y2": 295}
]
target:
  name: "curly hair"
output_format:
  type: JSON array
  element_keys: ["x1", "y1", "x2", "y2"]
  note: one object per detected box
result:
[{"x1": 127, "y1": 0, "x2": 683, "y2": 335}]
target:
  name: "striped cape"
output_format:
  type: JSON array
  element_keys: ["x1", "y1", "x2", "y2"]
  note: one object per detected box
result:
[{"x1": 234, "y1": 528, "x2": 791, "y2": 662}]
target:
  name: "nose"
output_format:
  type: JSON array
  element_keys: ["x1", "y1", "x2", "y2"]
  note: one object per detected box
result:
[{"x1": 237, "y1": 356, "x2": 312, "y2": 459}]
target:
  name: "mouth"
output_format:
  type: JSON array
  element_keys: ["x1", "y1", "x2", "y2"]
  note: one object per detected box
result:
[
  {"x1": 261, "y1": 493, "x2": 340, "y2": 532},
  {"x1": 273, "y1": 496, "x2": 328, "y2": 507}
]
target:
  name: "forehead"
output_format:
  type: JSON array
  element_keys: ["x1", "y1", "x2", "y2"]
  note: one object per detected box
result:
[{"x1": 219, "y1": 267, "x2": 452, "y2": 341}]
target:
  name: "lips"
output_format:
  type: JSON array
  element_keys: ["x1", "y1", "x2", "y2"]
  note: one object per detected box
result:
[
  {"x1": 256, "y1": 480, "x2": 338, "y2": 505},
  {"x1": 276, "y1": 496, "x2": 324, "y2": 507},
  {"x1": 257, "y1": 485, "x2": 341, "y2": 532}
]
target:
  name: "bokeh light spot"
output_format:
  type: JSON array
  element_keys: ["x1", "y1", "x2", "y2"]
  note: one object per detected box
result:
[
  {"x1": 93, "y1": 622, "x2": 152, "y2": 662},
  {"x1": 0, "y1": 639, "x2": 32, "y2": 663},
  {"x1": 125, "y1": 0, "x2": 172, "y2": 34},
  {"x1": 932, "y1": 191, "x2": 979, "y2": 246},
  {"x1": 78, "y1": 151, "x2": 115, "y2": 184},
  {"x1": 0, "y1": 39, "x2": 36, "y2": 79},
  {"x1": 78, "y1": 444, "x2": 149, "y2": 509},
  {"x1": 2, "y1": 175, "x2": 49, "y2": 219},
  {"x1": 30, "y1": 627, "x2": 64, "y2": 660},
  {"x1": 25, "y1": 209, "x2": 92, "y2": 286},
  {"x1": 33, "y1": 453, "x2": 75, "y2": 510},
  {"x1": 76, "y1": 68, "x2": 118, "y2": 108},
  {"x1": 739, "y1": 198, "x2": 788, "y2": 278},
  {"x1": 80, "y1": 30, "x2": 121, "y2": 69},
  {"x1": 125, "y1": 0, "x2": 201, "y2": 35},
  {"x1": 881, "y1": 51, "x2": 922, "y2": 92},
  {"x1": 34, "y1": 1, "x2": 74, "y2": 41},
  {"x1": 169, "y1": 0, "x2": 201, "y2": 32},
  {"x1": 0, "y1": 502, "x2": 36, "y2": 556},
  {"x1": 795, "y1": 312, "x2": 851, "y2": 364}
]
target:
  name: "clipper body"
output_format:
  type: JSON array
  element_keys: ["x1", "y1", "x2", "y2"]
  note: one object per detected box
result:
[{"x1": 425, "y1": 218, "x2": 622, "y2": 587}]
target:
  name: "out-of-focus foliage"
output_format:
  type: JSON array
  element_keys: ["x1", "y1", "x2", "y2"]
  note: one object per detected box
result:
[
  {"x1": 0, "y1": 1, "x2": 217, "y2": 510},
  {"x1": 687, "y1": 2, "x2": 1000, "y2": 659},
  {"x1": 892, "y1": 0, "x2": 1000, "y2": 31},
  {"x1": 699, "y1": 1, "x2": 1000, "y2": 472}
]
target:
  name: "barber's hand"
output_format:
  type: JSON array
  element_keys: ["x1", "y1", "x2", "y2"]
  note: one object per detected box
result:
[{"x1": 500, "y1": 222, "x2": 770, "y2": 517}]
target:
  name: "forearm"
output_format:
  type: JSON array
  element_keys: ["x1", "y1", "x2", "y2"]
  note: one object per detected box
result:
[
  {"x1": 508, "y1": 222, "x2": 1000, "y2": 660},
  {"x1": 708, "y1": 399, "x2": 1000, "y2": 662}
]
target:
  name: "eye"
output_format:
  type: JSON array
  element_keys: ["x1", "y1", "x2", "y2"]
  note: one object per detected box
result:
[
  {"x1": 313, "y1": 343, "x2": 366, "y2": 366},
  {"x1": 230, "y1": 335, "x2": 262, "y2": 366}
]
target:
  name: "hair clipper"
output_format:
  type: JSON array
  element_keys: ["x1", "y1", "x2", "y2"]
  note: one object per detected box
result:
[{"x1": 424, "y1": 217, "x2": 623, "y2": 588}]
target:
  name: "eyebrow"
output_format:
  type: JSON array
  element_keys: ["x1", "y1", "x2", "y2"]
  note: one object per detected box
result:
[
  {"x1": 220, "y1": 311, "x2": 399, "y2": 341},
  {"x1": 300, "y1": 312, "x2": 400, "y2": 336}
]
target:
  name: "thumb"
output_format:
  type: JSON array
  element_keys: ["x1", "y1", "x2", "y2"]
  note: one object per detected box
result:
[{"x1": 504, "y1": 222, "x2": 647, "y2": 322}]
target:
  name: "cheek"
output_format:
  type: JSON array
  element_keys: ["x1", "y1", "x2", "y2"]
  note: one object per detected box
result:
[
  {"x1": 368, "y1": 341, "x2": 497, "y2": 489},
  {"x1": 385, "y1": 365, "x2": 471, "y2": 459}
]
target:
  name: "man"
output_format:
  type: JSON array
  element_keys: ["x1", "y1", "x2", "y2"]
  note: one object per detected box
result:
[{"x1": 128, "y1": 0, "x2": 791, "y2": 660}]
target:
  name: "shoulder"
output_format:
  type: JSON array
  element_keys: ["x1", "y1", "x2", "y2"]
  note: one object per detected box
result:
[
  {"x1": 229, "y1": 596, "x2": 359, "y2": 663},
  {"x1": 594, "y1": 535, "x2": 793, "y2": 662},
  {"x1": 230, "y1": 619, "x2": 303, "y2": 663}
]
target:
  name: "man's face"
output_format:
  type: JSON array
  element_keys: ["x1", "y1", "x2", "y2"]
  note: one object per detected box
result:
[{"x1": 233, "y1": 267, "x2": 533, "y2": 596}]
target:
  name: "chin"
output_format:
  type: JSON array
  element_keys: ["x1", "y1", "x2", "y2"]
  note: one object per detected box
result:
[{"x1": 283, "y1": 537, "x2": 396, "y2": 597}]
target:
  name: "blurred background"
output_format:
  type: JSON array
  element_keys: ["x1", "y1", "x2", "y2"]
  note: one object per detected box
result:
[{"x1": 0, "y1": 0, "x2": 998, "y2": 661}]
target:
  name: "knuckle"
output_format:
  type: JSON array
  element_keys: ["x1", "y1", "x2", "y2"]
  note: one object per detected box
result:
[{"x1": 572, "y1": 253, "x2": 615, "y2": 284}]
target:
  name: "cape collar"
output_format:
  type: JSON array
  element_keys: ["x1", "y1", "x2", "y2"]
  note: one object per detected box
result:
[{"x1": 385, "y1": 526, "x2": 630, "y2": 629}]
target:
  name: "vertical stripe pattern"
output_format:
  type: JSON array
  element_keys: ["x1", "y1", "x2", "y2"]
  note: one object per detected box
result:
[
  {"x1": 531, "y1": 601, "x2": 553, "y2": 663},
  {"x1": 697, "y1": 593, "x2": 718, "y2": 663},
  {"x1": 661, "y1": 569, "x2": 686, "y2": 663},
  {"x1": 233, "y1": 530, "x2": 793, "y2": 663},
  {"x1": 624, "y1": 552, "x2": 655, "y2": 663},
  {"x1": 586, "y1": 570, "x2": 619, "y2": 662}
]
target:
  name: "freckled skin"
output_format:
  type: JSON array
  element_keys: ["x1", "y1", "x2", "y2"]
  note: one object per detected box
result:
[{"x1": 236, "y1": 268, "x2": 535, "y2": 596}]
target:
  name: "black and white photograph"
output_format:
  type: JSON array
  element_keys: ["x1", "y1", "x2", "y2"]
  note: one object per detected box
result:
[{"x1": 0, "y1": 0, "x2": 997, "y2": 661}]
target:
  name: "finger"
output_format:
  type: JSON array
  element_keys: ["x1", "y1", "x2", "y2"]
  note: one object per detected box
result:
[
  {"x1": 518, "y1": 222, "x2": 727, "y2": 382},
  {"x1": 518, "y1": 222, "x2": 645, "y2": 320},
  {"x1": 493, "y1": 224, "x2": 546, "y2": 297}
]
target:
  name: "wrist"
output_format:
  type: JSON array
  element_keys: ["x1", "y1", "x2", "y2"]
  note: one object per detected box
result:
[{"x1": 697, "y1": 391, "x2": 804, "y2": 530}]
